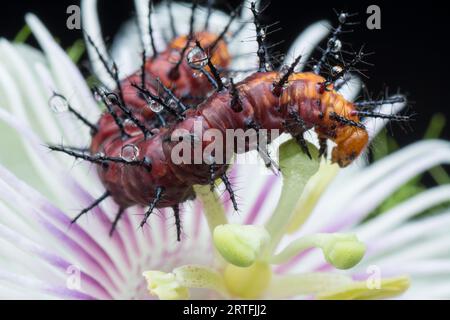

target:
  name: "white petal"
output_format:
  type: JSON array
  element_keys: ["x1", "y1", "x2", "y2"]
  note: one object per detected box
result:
[
  {"x1": 110, "y1": 21, "x2": 143, "y2": 78},
  {"x1": 80, "y1": 0, "x2": 115, "y2": 88},
  {"x1": 302, "y1": 140, "x2": 450, "y2": 234},
  {"x1": 285, "y1": 20, "x2": 331, "y2": 70},
  {"x1": 134, "y1": 0, "x2": 151, "y2": 52},
  {"x1": 365, "y1": 98, "x2": 407, "y2": 140},
  {"x1": 356, "y1": 186, "x2": 450, "y2": 241},
  {"x1": 26, "y1": 14, "x2": 98, "y2": 126}
]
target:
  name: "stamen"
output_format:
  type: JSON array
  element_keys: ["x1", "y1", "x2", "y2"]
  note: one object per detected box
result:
[
  {"x1": 213, "y1": 224, "x2": 270, "y2": 267},
  {"x1": 271, "y1": 233, "x2": 366, "y2": 270}
]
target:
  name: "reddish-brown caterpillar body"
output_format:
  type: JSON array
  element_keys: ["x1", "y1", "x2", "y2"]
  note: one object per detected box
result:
[
  {"x1": 50, "y1": 2, "x2": 409, "y2": 240},
  {"x1": 119, "y1": 31, "x2": 231, "y2": 124},
  {"x1": 92, "y1": 71, "x2": 368, "y2": 208}
]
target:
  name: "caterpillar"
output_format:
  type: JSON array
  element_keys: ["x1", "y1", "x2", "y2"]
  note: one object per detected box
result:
[
  {"x1": 49, "y1": 2, "x2": 409, "y2": 240},
  {"x1": 89, "y1": 1, "x2": 236, "y2": 131}
]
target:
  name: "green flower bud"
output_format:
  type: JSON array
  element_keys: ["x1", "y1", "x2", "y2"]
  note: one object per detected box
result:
[
  {"x1": 213, "y1": 224, "x2": 270, "y2": 267},
  {"x1": 322, "y1": 234, "x2": 366, "y2": 270}
]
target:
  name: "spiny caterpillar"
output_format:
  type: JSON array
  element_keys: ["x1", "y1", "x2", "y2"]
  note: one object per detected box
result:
[
  {"x1": 49, "y1": 1, "x2": 409, "y2": 240},
  {"x1": 90, "y1": 1, "x2": 234, "y2": 131}
]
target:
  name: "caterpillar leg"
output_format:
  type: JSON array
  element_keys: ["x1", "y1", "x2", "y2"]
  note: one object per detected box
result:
[
  {"x1": 139, "y1": 187, "x2": 164, "y2": 228},
  {"x1": 293, "y1": 133, "x2": 312, "y2": 159},
  {"x1": 72, "y1": 191, "x2": 111, "y2": 224},
  {"x1": 229, "y1": 78, "x2": 243, "y2": 112},
  {"x1": 258, "y1": 148, "x2": 280, "y2": 173},
  {"x1": 172, "y1": 205, "x2": 182, "y2": 242},
  {"x1": 319, "y1": 136, "x2": 328, "y2": 159},
  {"x1": 109, "y1": 207, "x2": 125, "y2": 237},
  {"x1": 244, "y1": 119, "x2": 278, "y2": 171},
  {"x1": 286, "y1": 110, "x2": 312, "y2": 159},
  {"x1": 221, "y1": 174, "x2": 239, "y2": 212},
  {"x1": 256, "y1": 140, "x2": 280, "y2": 173}
]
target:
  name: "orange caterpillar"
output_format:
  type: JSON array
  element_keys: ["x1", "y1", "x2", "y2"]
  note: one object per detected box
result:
[{"x1": 50, "y1": 3, "x2": 408, "y2": 240}]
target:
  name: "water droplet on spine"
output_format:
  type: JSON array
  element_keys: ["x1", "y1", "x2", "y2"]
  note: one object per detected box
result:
[
  {"x1": 147, "y1": 100, "x2": 164, "y2": 113},
  {"x1": 331, "y1": 65, "x2": 344, "y2": 76},
  {"x1": 187, "y1": 46, "x2": 208, "y2": 70},
  {"x1": 123, "y1": 119, "x2": 139, "y2": 136},
  {"x1": 93, "y1": 90, "x2": 102, "y2": 102},
  {"x1": 327, "y1": 38, "x2": 342, "y2": 53},
  {"x1": 121, "y1": 144, "x2": 140, "y2": 161},
  {"x1": 166, "y1": 99, "x2": 178, "y2": 111},
  {"x1": 104, "y1": 92, "x2": 119, "y2": 106},
  {"x1": 260, "y1": 29, "x2": 267, "y2": 40},
  {"x1": 338, "y1": 13, "x2": 347, "y2": 24},
  {"x1": 205, "y1": 155, "x2": 216, "y2": 165},
  {"x1": 221, "y1": 77, "x2": 230, "y2": 86},
  {"x1": 49, "y1": 94, "x2": 69, "y2": 113},
  {"x1": 279, "y1": 64, "x2": 290, "y2": 74}
]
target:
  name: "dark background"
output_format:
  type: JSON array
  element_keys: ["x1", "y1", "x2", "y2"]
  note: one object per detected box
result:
[{"x1": 2, "y1": 0, "x2": 449, "y2": 146}]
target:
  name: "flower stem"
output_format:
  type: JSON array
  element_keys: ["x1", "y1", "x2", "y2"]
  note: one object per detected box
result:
[
  {"x1": 263, "y1": 139, "x2": 320, "y2": 257},
  {"x1": 287, "y1": 160, "x2": 339, "y2": 233},
  {"x1": 193, "y1": 185, "x2": 228, "y2": 234}
]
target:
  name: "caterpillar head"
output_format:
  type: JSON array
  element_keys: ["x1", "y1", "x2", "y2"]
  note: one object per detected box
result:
[{"x1": 331, "y1": 126, "x2": 369, "y2": 167}]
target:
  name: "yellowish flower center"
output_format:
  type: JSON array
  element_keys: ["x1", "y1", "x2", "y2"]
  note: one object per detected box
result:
[{"x1": 223, "y1": 261, "x2": 272, "y2": 299}]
